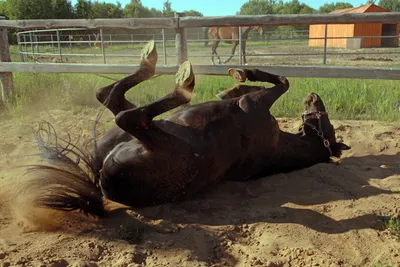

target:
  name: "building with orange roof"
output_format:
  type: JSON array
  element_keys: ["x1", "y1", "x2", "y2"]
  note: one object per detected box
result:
[{"x1": 308, "y1": 3, "x2": 399, "y2": 49}]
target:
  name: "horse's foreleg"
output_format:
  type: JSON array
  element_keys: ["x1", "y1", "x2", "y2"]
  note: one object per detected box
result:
[
  {"x1": 96, "y1": 40, "x2": 157, "y2": 116},
  {"x1": 216, "y1": 67, "x2": 270, "y2": 99},
  {"x1": 114, "y1": 61, "x2": 195, "y2": 150},
  {"x1": 223, "y1": 41, "x2": 238, "y2": 64},
  {"x1": 230, "y1": 68, "x2": 289, "y2": 110},
  {"x1": 242, "y1": 41, "x2": 247, "y2": 65},
  {"x1": 211, "y1": 40, "x2": 221, "y2": 65}
]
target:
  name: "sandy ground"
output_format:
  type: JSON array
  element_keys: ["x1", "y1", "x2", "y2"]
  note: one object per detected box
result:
[{"x1": 1, "y1": 108, "x2": 400, "y2": 267}]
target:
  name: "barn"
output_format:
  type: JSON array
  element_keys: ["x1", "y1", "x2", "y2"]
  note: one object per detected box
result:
[{"x1": 308, "y1": 3, "x2": 399, "y2": 49}]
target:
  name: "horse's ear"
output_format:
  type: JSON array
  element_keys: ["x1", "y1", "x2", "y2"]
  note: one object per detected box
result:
[{"x1": 336, "y1": 142, "x2": 351, "y2": 151}]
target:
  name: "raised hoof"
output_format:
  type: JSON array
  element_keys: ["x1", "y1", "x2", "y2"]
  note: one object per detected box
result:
[
  {"x1": 176, "y1": 61, "x2": 195, "y2": 88},
  {"x1": 216, "y1": 91, "x2": 229, "y2": 100},
  {"x1": 140, "y1": 40, "x2": 158, "y2": 68},
  {"x1": 228, "y1": 68, "x2": 247, "y2": 83}
]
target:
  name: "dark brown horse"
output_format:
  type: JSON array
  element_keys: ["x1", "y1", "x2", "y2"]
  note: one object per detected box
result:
[
  {"x1": 208, "y1": 26, "x2": 263, "y2": 65},
  {"x1": 23, "y1": 40, "x2": 350, "y2": 218}
]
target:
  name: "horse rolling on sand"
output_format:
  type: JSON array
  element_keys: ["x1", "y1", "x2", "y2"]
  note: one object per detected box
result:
[
  {"x1": 22, "y1": 40, "x2": 350, "y2": 219},
  {"x1": 208, "y1": 26, "x2": 264, "y2": 65}
]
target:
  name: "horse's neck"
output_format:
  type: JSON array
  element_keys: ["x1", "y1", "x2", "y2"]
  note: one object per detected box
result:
[
  {"x1": 241, "y1": 26, "x2": 253, "y2": 34},
  {"x1": 264, "y1": 130, "x2": 331, "y2": 175},
  {"x1": 242, "y1": 26, "x2": 253, "y2": 32}
]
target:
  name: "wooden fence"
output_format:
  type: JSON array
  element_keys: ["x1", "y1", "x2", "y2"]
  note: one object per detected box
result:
[{"x1": 1, "y1": 13, "x2": 400, "y2": 105}]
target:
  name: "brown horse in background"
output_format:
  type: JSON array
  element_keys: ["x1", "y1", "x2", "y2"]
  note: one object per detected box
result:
[{"x1": 208, "y1": 26, "x2": 263, "y2": 65}]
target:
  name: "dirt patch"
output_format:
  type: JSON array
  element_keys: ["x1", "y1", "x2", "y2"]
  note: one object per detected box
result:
[{"x1": 0, "y1": 110, "x2": 400, "y2": 266}]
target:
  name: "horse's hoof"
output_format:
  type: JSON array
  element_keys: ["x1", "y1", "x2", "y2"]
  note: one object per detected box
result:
[
  {"x1": 228, "y1": 68, "x2": 247, "y2": 83},
  {"x1": 216, "y1": 91, "x2": 228, "y2": 100},
  {"x1": 140, "y1": 40, "x2": 158, "y2": 67},
  {"x1": 176, "y1": 61, "x2": 194, "y2": 88}
]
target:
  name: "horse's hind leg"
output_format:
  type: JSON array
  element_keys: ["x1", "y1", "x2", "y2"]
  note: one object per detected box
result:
[
  {"x1": 115, "y1": 61, "x2": 195, "y2": 150},
  {"x1": 93, "y1": 41, "x2": 157, "y2": 175},
  {"x1": 224, "y1": 68, "x2": 289, "y2": 110},
  {"x1": 223, "y1": 41, "x2": 238, "y2": 64},
  {"x1": 95, "y1": 40, "x2": 157, "y2": 116}
]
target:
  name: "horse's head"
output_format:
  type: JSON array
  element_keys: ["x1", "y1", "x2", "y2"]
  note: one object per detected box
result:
[
  {"x1": 298, "y1": 92, "x2": 350, "y2": 158},
  {"x1": 253, "y1": 25, "x2": 264, "y2": 36}
]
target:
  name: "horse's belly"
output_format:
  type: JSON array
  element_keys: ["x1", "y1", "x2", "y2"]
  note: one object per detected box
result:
[
  {"x1": 216, "y1": 117, "x2": 280, "y2": 181},
  {"x1": 99, "y1": 141, "x2": 206, "y2": 208}
]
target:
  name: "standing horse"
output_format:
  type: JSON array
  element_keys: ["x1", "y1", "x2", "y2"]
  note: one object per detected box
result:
[
  {"x1": 209, "y1": 26, "x2": 264, "y2": 65},
  {"x1": 22, "y1": 40, "x2": 350, "y2": 218}
]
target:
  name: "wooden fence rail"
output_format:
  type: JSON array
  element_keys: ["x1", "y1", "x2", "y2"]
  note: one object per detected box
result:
[
  {"x1": 0, "y1": 13, "x2": 399, "y2": 29},
  {"x1": 0, "y1": 63, "x2": 398, "y2": 80},
  {"x1": 0, "y1": 13, "x2": 400, "y2": 105}
]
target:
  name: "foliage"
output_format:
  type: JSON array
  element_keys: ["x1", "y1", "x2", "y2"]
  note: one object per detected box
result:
[
  {"x1": 7, "y1": 0, "x2": 54, "y2": 19},
  {"x1": 123, "y1": 0, "x2": 152, "y2": 18},
  {"x1": 183, "y1": 9, "x2": 203, "y2": 17},
  {"x1": 239, "y1": 0, "x2": 278, "y2": 15},
  {"x1": 1, "y1": 0, "x2": 363, "y2": 20},
  {"x1": 378, "y1": 0, "x2": 400, "y2": 11},
  {"x1": 52, "y1": 0, "x2": 74, "y2": 19},
  {"x1": 162, "y1": 0, "x2": 174, "y2": 17},
  {"x1": 75, "y1": 0, "x2": 92, "y2": 19},
  {"x1": 318, "y1": 2, "x2": 353, "y2": 14},
  {"x1": 91, "y1": 1, "x2": 123, "y2": 18}
]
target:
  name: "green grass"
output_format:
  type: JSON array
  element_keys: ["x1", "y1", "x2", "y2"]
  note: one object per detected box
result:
[
  {"x1": 384, "y1": 216, "x2": 400, "y2": 239},
  {"x1": 372, "y1": 264, "x2": 392, "y2": 267},
  {"x1": 5, "y1": 72, "x2": 400, "y2": 122}
]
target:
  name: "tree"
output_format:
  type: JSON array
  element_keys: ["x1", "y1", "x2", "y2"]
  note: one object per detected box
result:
[
  {"x1": 108, "y1": 1, "x2": 123, "y2": 18},
  {"x1": 91, "y1": 1, "x2": 123, "y2": 18},
  {"x1": 149, "y1": 7, "x2": 162, "y2": 17},
  {"x1": 298, "y1": 4, "x2": 315, "y2": 14},
  {"x1": 183, "y1": 9, "x2": 203, "y2": 16},
  {"x1": 0, "y1": 1, "x2": 8, "y2": 16},
  {"x1": 280, "y1": 0, "x2": 303, "y2": 14},
  {"x1": 75, "y1": 0, "x2": 93, "y2": 19},
  {"x1": 162, "y1": 0, "x2": 174, "y2": 17},
  {"x1": 51, "y1": 0, "x2": 74, "y2": 19},
  {"x1": 123, "y1": 0, "x2": 151, "y2": 18},
  {"x1": 378, "y1": 0, "x2": 400, "y2": 11},
  {"x1": 318, "y1": 2, "x2": 353, "y2": 13},
  {"x1": 239, "y1": 0, "x2": 276, "y2": 15},
  {"x1": 7, "y1": 0, "x2": 53, "y2": 19}
]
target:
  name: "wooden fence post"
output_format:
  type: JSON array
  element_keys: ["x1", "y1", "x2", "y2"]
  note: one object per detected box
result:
[
  {"x1": 323, "y1": 24, "x2": 328, "y2": 65},
  {"x1": 162, "y1": 28, "x2": 167, "y2": 65},
  {"x1": 238, "y1": 26, "x2": 243, "y2": 65},
  {"x1": 0, "y1": 16, "x2": 15, "y2": 107},
  {"x1": 175, "y1": 12, "x2": 188, "y2": 65}
]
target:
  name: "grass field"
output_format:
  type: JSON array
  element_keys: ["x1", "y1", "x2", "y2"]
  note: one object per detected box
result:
[
  {"x1": 4, "y1": 39, "x2": 400, "y2": 122},
  {"x1": 6, "y1": 71, "x2": 400, "y2": 122}
]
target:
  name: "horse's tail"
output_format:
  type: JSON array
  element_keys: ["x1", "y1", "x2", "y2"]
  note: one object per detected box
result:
[
  {"x1": 203, "y1": 27, "x2": 209, "y2": 47},
  {"x1": 17, "y1": 121, "x2": 105, "y2": 218}
]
